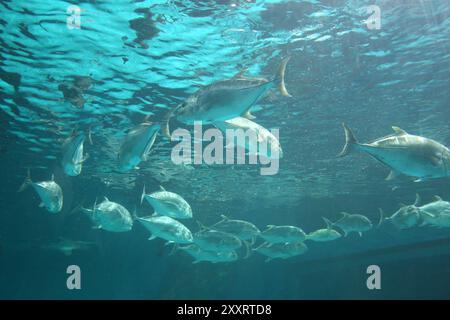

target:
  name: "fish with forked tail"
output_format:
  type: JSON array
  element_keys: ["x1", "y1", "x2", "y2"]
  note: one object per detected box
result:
[
  {"x1": 18, "y1": 169, "x2": 63, "y2": 213},
  {"x1": 162, "y1": 57, "x2": 291, "y2": 138},
  {"x1": 338, "y1": 123, "x2": 450, "y2": 182}
]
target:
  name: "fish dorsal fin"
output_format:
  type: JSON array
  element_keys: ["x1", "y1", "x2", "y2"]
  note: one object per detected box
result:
[
  {"x1": 322, "y1": 217, "x2": 333, "y2": 229},
  {"x1": 414, "y1": 193, "x2": 421, "y2": 206},
  {"x1": 341, "y1": 212, "x2": 350, "y2": 217},
  {"x1": 399, "y1": 203, "x2": 407, "y2": 207},
  {"x1": 266, "y1": 225, "x2": 275, "y2": 229},
  {"x1": 220, "y1": 214, "x2": 229, "y2": 222},
  {"x1": 51, "y1": 174, "x2": 55, "y2": 181},
  {"x1": 104, "y1": 196, "x2": 109, "y2": 202},
  {"x1": 159, "y1": 185, "x2": 166, "y2": 191},
  {"x1": 392, "y1": 126, "x2": 407, "y2": 135},
  {"x1": 433, "y1": 195, "x2": 443, "y2": 202}
]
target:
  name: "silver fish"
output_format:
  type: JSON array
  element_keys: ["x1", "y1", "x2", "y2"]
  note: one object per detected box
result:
[
  {"x1": 253, "y1": 241, "x2": 308, "y2": 262},
  {"x1": 378, "y1": 194, "x2": 421, "y2": 229},
  {"x1": 213, "y1": 117, "x2": 283, "y2": 159},
  {"x1": 118, "y1": 122, "x2": 160, "y2": 172},
  {"x1": 326, "y1": 213, "x2": 373, "y2": 237},
  {"x1": 18, "y1": 170, "x2": 63, "y2": 213},
  {"x1": 61, "y1": 128, "x2": 91, "y2": 176},
  {"x1": 162, "y1": 57, "x2": 291, "y2": 138},
  {"x1": 178, "y1": 244, "x2": 238, "y2": 264},
  {"x1": 194, "y1": 224, "x2": 243, "y2": 252},
  {"x1": 81, "y1": 197, "x2": 133, "y2": 232},
  {"x1": 260, "y1": 225, "x2": 306, "y2": 244},
  {"x1": 338, "y1": 123, "x2": 450, "y2": 182},
  {"x1": 137, "y1": 215, "x2": 193, "y2": 244},
  {"x1": 211, "y1": 215, "x2": 260, "y2": 243},
  {"x1": 140, "y1": 185, "x2": 192, "y2": 219},
  {"x1": 306, "y1": 218, "x2": 342, "y2": 242},
  {"x1": 419, "y1": 195, "x2": 450, "y2": 228}
]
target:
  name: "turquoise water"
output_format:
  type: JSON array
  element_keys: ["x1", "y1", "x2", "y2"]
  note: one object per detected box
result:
[{"x1": 0, "y1": 0, "x2": 449, "y2": 299}]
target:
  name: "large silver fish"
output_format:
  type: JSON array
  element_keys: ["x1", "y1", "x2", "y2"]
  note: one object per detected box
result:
[
  {"x1": 211, "y1": 214, "x2": 260, "y2": 244},
  {"x1": 419, "y1": 195, "x2": 450, "y2": 228},
  {"x1": 162, "y1": 57, "x2": 291, "y2": 138},
  {"x1": 136, "y1": 215, "x2": 193, "y2": 244},
  {"x1": 378, "y1": 194, "x2": 421, "y2": 229},
  {"x1": 260, "y1": 225, "x2": 307, "y2": 244},
  {"x1": 140, "y1": 185, "x2": 192, "y2": 219},
  {"x1": 213, "y1": 117, "x2": 283, "y2": 159},
  {"x1": 80, "y1": 197, "x2": 134, "y2": 232},
  {"x1": 325, "y1": 213, "x2": 372, "y2": 237},
  {"x1": 118, "y1": 122, "x2": 160, "y2": 172},
  {"x1": 306, "y1": 217, "x2": 342, "y2": 242},
  {"x1": 194, "y1": 224, "x2": 243, "y2": 252},
  {"x1": 253, "y1": 241, "x2": 308, "y2": 262},
  {"x1": 338, "y1": 124, "x2": 450, "y2": 182},
  {"x1": 61, "y1": 128, "x2": 91, "y2": 176},
  {"x1": 18, "y1": 170, "x2": 63, "y2": 213}
]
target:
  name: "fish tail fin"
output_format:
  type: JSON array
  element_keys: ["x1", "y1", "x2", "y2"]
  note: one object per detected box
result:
[
  {"x1": 162, "y1": 105, "x2": 177, "y2": 140},
  {"x1": 132, "y1": 206, "x2": 139, "y2": 221},
  {"x1": 18, "y1": 168, "x2": 32, "y2": 192},
  {"x1": 274, "y1": 56, "x2": 291, "y2": 97},
  {"x1": 140, "y1": 185, "x2": 146, "y2": 205},
  {"x1": 322, "y1": 217, "x2": 334, "y2": 229},
  {"x1": 377, "y1": 208, "x2": 385, "y2": 228},
  {"x1": 337, "y1": 123, "x2": 359, "y2": 157}
]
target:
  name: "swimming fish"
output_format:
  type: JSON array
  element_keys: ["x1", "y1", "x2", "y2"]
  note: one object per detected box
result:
[
  {"x1": 162, "y1": 57, "x2": 291, "y2": 138},
  {"x1": 378, "y1": 194, "x2": 421, "y2": 229},
  {"x1": 39, "y1": 238, "x2": 97, "y2": 256},
  {"x1": 80, "y1": 197, "x2": 133, "y2": 232},
  {"x1": 260, "y1": 225, "x2": 306, "y2": 244},
  {"x1": 211, "y1": 215, "x2": 260, "y2": 244},
  {"x1": 253, "y1": 241, "x2": 308, "y2": 262},
  {"x1": 18, "y1": 169, "x2": 63, "y2": 213},
  {"x1": 213, "y1": 117, "x2": 283, "y2": 159},
  {"x1": 178, "y1": 244, "x2": 238, "y2": 264},
  {"x1": 419, "y1": 195, "x2": 450, "y2": 228},
  {"x1": 61, "y1": 128, "x2": 91, "y2": 176},
  {"x1": 136, "y1": 215, "x2": 193, "y2": 244},
  {"x1": 338, "y1": 123, "x2": 450, "y2": 182},
  {"x1": 118, "y1": 122, "x2": 160, "y2": 172},
  {"x1": 140, "y1": 185, "x2": 192, "y2": 219},
  {"x1": 193, "y1": 223, "x2": 243, "y2": 252},
  {"x1": 325, "y1": 213, "x2": 372, "y2": 237},
  {"x1": 306, "y1": 218, "x2": 342, "y2": 242}
]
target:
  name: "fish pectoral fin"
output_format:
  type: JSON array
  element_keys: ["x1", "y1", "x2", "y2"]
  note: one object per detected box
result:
[
  {"x1": 358, "y1": 232, "x2": 363, "y2": 237},
  {"x1": 148, "y1": 235, "x2": 157, "y2": 241},
  {"x1": 242, "y1": 110, "x2": 256, "y2": 120},
  {"x1": 39, "y1": 202, "x2": 45, "y2": 208},
  {"x1": 76, "y1": 153, "x2": 90, "y2": 165},
  {"x1": 385, "y1": 170, "x2": 401, "y2": 181}
]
